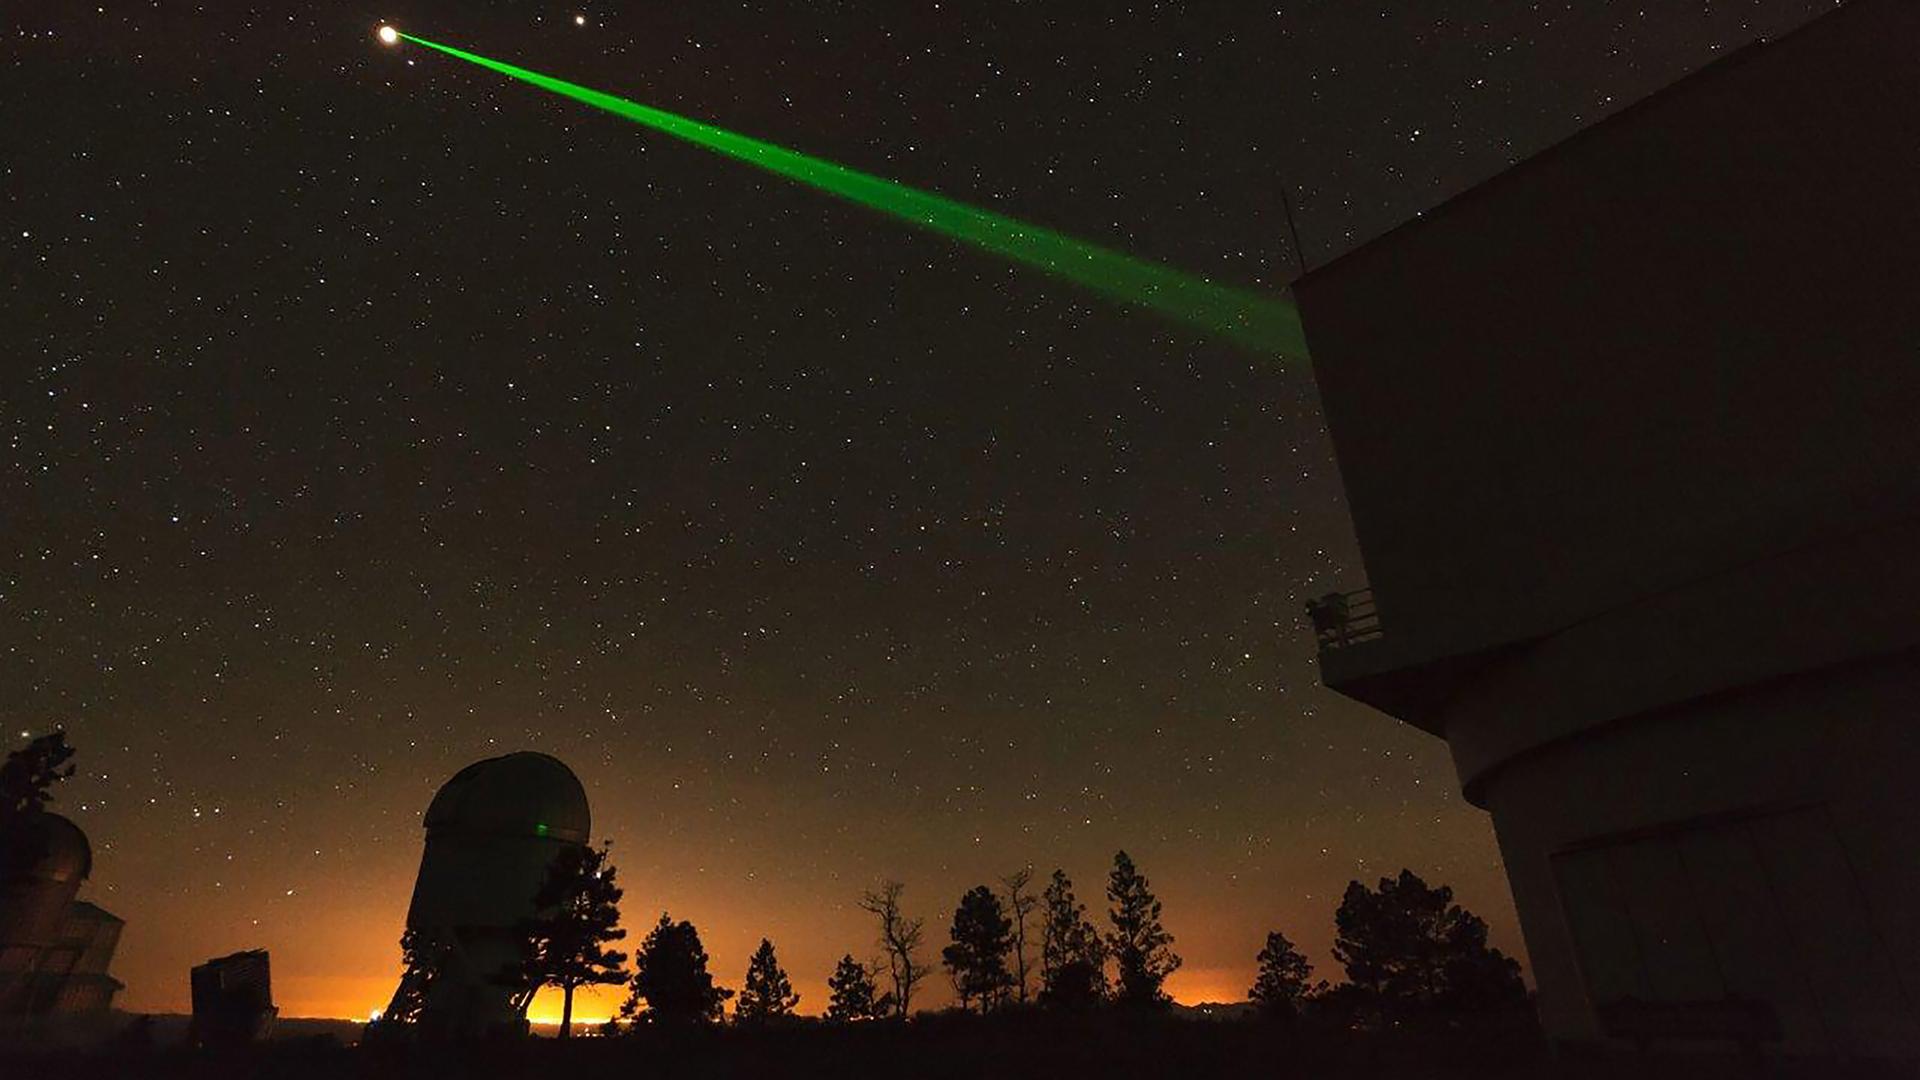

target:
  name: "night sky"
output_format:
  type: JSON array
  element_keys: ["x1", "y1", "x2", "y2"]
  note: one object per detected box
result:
[{"x1": 5, "y1": 1, "x2": 1829, "y2": 1021}]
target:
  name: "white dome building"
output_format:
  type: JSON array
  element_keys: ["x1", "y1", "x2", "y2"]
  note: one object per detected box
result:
[{"x1": 392, "y1": 752, "x2": 590, "y2": 1036}]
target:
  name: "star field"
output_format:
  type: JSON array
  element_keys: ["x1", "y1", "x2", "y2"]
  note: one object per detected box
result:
[{"x1": 3, "y1": 1, "x2": 1833, "y2": 1018}]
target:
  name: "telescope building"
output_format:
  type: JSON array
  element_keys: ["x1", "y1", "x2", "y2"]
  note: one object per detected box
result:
[
  {"x1": 0, "y1": 813, "x2": 124, "y2": 1024},
  {"x1": 1297, "y1": 0, "x2": 1919, "y2": 1059},
  {"x1": 387, "y1": 751, "x2": 590, "y2": 1036}
]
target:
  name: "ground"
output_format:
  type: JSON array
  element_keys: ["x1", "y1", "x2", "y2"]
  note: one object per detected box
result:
[{"x1": 1, "y1": 1010, "x2": 1910, "y2": 1080}]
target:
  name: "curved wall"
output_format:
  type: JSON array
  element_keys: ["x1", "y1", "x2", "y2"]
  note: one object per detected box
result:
[{"x1": 1471, "y1": 653, "x2": 1920, "y2": 1055}]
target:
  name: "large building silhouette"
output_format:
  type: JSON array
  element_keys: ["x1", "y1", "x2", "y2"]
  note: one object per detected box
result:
[
  {"x1": 1298, "y1": 0, "x2": 1918, "y2": 1060},
  {"x1": 0, "y1": 813, "x2": 124, "y2": 1022},
  {"x1": 388, "y1": 751, "x2": 590, "y2": 1036},
  {"x1": 189, "y1": 949, "x2": 276, "y2": 1047}
]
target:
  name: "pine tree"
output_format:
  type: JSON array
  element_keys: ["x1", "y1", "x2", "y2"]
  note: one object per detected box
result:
[
  {"x1": 502, "y1": 841, "x2": 629, "y2": 1036},
  {"x1": 379, "y1": 929, "x2": 450, "y2": 1028},
  {"x1": 1105, "y1": 851, "x2": 1180, "y2": 1008},
  {"x1": 825, "y1": 955, "x2": 883, "y2": 1022},
  {"x1": 1248, "y1": 930, "x2": 1314, "y2": 1019},
  {"x1": 942, "y1": 884, "x2": 1015, "y2": 1012},
  {"x1": 1333, "y1": 869, "x2": 1524, "y2": 1017},
  {"x1": 0, "y1": 731, "x2": 75, "y2": 818},
  {"x1": 1039, "y1": 869, "x2": 1107, "y2": 1007},
  {"x1": 1, "y1": 731, "x2": 78, "y2": 877},
  {"x1": 735, "y1": 938, "x2": 800, "y2": 1024},
  {"x1": 623, "y1": 913, "x2": 732, "y2": 1025}
]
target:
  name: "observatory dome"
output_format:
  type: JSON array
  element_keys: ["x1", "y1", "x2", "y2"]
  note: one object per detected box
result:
[
  {"x1": 11, "y1": 812, "x2": 93, "y2": 882},
  {"x1": 423, "y1": 751, "x2": 590, "y2": 844}
]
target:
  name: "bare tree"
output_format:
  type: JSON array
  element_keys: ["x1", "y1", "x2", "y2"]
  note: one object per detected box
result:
[
  {"x1": 1001, "y1": 867, "x2": 1038, "y2": 1004},
  {"x1": 857, "y1": 880, "x2": 927, "y2": 1018}
]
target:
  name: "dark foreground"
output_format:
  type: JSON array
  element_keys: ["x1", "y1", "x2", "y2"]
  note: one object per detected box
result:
[{"x1": 1, "y1": 1012, "x2": 1909, "y2": 1080}]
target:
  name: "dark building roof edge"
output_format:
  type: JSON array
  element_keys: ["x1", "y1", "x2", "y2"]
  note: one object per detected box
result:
[{"x1": 1295, "y1": 0, "x2": 1857, "y2": 287}]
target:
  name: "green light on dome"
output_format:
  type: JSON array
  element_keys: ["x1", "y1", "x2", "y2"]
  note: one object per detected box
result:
[{"x1": 535, "y1": 823, "x2": 550, "y2": 837}]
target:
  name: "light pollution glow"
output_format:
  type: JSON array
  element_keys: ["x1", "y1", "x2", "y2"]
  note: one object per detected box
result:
[
  {"x1": 291, "y1": 964, "x2": 1262, "y2": 1024},
  {"x1": 102, "y1": 821, "x2": 1399, "y2": 1025}
]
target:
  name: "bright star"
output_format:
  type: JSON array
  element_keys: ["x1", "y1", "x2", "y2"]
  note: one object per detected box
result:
[{"x1": 377, "y1": 25, "x2": 399, "y2": 46}]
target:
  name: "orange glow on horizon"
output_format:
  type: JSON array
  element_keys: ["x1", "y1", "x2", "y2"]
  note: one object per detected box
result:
[
  {"x1": 1163, "y1": 966, "x2": 1254, "y2": 1007},
  {"x1": 526, "y1": 983, "x2": 625, "y2": 1026},
  {"x1": 138, "y1": 868, "x2": 1508, "y2": 1026},
  {"x1": 277, "y1": 968, "x2": 1252, "y2": 1023}
]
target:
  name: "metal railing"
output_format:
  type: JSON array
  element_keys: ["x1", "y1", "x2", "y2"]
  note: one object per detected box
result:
[{"x1": 1308, "y1": 587, "x2": 1382, "y2": 650}]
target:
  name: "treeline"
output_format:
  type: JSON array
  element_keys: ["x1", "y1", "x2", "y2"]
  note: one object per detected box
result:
[
  {"x1": 386, "y1": 840, "x2": 1526, "y2": 1038},
  {"x1": 0, "y1": 733, "x2": 1527, "y2": 1045}
]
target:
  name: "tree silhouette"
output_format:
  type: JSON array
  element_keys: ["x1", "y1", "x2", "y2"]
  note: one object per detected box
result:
[
  {"x1": 1105, "y1": 851, "x2": 1180, "y2": 1008},
  {"x1": 1, "y1": 730, "x2": 75, "y2": 818},
  {"x1": 500, "y1": 841, "x2": 628, "y2": 1037},
  {"x1": 622, "y1": 913, "x2": 732, "y2": 1025},
  {"x1": 1002, "y1": 867, "x2": 1038, "y2": 1004},
  {"x1": 858, "y1": 880, "x2": 927, "y2": 1018},
  {"x1": 1039, "y1": 869, "x2": 1107, "y2": 1008},
  {"x1": 1333, "y1": 869, "x2": 1525, "y2": 1017},
  {"x1": 380, "y1": 928, "x2": 450, "y2": 1027},
  {"x1": 1248, "y1": 930, "x2": 1314, "y2": 1020},
  {"x1": 1, "y1": 731, "x2": 78, "y2": 876},
  {"x1": 735, "y1": 938, "x2": 800, "y2": 1024},
  {"x1": 942, "y1": 885, "x2": 1015, "y2": 1013},
  {"x1": 826, "y1": 955, "x2": 883, "y2": 1022}
]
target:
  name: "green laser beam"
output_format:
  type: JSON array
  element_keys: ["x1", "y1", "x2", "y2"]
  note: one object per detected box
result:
[{"x1": 397, "y1": 32, "x2": 1306, "y2": 359}]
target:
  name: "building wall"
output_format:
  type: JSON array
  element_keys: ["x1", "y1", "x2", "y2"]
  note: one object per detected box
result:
[
  {"x1": 1439, "y1": 516, "x2": 1920, "y2": 797},
  {"x1": 70, "y1": 917, "x2": 121, "y2": 979},
  {"x1": 52, "y1": 976, "x2": 120, "y2": 1016},
  {"x1": 407, "y1": 827, "x2": 578, "y2": 932},
  {"x1": 1295, "y1": 0, "x2": 1920, "y2": 1058},
  {"x1": 1295, "y1": 0, "x2": 1920, "y2": 686},
  {"x1": 0, "y1": 868, "x2": 86, "y2": 1016},
  {"x1": 1478, "y1": 654, "x2": 1920, "y2": 1055}
]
